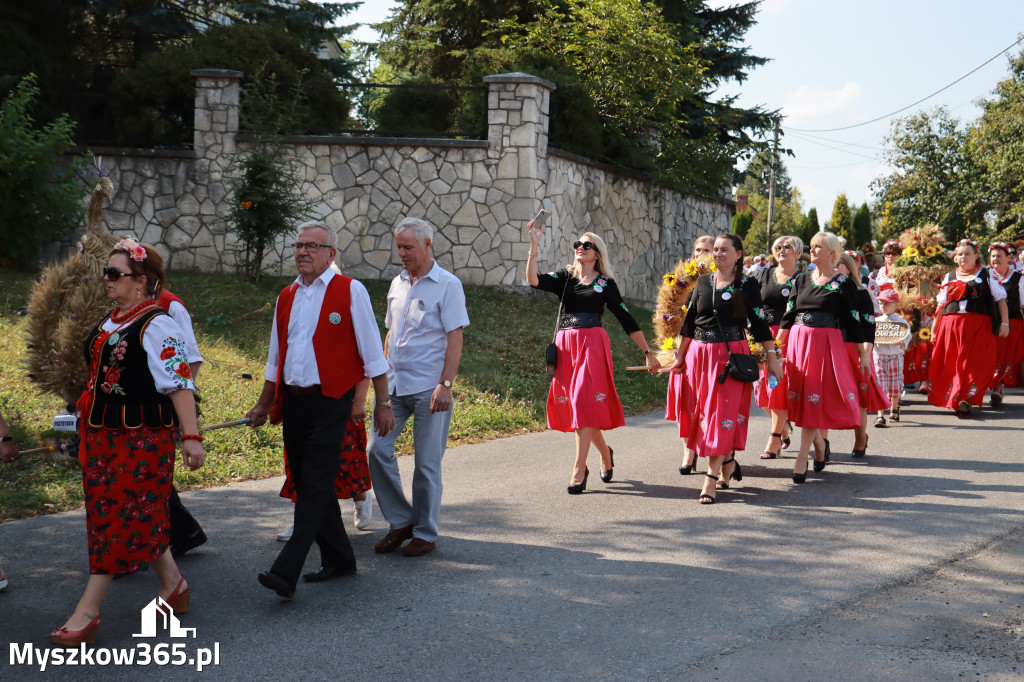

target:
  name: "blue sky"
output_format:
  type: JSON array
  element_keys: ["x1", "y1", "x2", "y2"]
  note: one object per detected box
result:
[{"x1": 345, "y1": 0, "x2": 1024, "y2": 217}]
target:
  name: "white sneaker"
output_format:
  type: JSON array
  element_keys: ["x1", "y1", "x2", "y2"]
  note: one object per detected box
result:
[
  {"x1": 277, "y1": 526, "x2": 293, "y2": 542},
  {"x1": 353, "y1": 494, "x2": 373, "y2": 530}
]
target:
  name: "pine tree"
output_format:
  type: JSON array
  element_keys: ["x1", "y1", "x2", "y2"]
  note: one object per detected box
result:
[
  {"x1": 852, "y1": 202, "x2": 872, "y2": 249},
  {"x1": 831, "y1": 194, "x2": 854, "y2": 244},
  {"x1": 800, "y1": 207, "x2": 820, "y2": 245},
  {"x1": 732, "y1": 210, "x2": 753, "y2": 239}
]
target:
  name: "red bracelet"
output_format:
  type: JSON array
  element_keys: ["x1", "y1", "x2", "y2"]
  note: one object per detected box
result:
[{"x1": 181, "y1": 433, "x2": 204, "y2": 443}]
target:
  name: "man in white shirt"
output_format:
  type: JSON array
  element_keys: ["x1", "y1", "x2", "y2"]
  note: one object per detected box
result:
[
  {"x1": 369, "y1": 217, "x2": 470, "y2": 558},
  {"x1": 247, "y1": 222, "x2": 394, "y2": 598}
]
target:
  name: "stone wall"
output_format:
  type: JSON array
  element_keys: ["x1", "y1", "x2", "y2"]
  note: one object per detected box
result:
[{"x1": 72, "y1": 70, "x2": 733, "y2": 303}]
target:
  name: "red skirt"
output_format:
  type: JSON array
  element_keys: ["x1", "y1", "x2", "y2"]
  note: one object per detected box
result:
[
  {"x1": 754, "y1": 325, "x2": 788, "y2": 410},
  {"x1": 784, "y1": 326, "x2": 862, "y2": 430},
  {"x1": 546, "y1": 327, "x2": 625, "y2": 432},
  {"x1": 928, "y1": 313, "x2": 996, "y2": 409},
  {"x1": 676, "y1": 340, "x2": 754, "y2": 458},
  {"x1": 83, "y1": 426, "x2": 175, "y2": 575},
  {"x1": 848, "y1": 343, "x2": 891, "y2": 412},
  {"x1": 903, "y1": 341, "x2": 933, "y2": 384},
  {"x1": 665, "y1": 368, "x2": 693, "y2": 439},
  {"x1": 280, "y1": 420, "x2": 370, "y2": 502},
  {"x1": 993, "y1": 318, "x2": 1024, "y2": 388}
]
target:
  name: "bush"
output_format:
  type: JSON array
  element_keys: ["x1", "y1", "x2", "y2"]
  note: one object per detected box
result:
[{"x1": 0, "y1": 74, "x2": 85, "y2": 267}]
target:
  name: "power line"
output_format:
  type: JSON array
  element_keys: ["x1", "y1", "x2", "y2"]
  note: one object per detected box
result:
[
  {"x1": 788, "y1": 36, "x2": 1023, "y2": 133},
  {"x1": 787, "y1": 130, "x2": 883, "y2": 153},
  {"x1": 787, "y1": 132, "x2": 880, "y2": 161}
]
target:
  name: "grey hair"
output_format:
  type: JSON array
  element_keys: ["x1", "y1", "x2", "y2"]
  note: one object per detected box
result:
[
  {"x1": 395, "y1": 217, "x2": 434, "y2": 245},
  {"x1": 773, "y1": 235, "x2": 804, "y2": 255},
  {"x1": 297, "y1": 221, "x2": 338, "y2": 248}
]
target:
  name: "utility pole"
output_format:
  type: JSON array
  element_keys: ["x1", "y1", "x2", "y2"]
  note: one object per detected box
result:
[{"x1": 766, "y1": 121, "x2": 780, "y2": 251}]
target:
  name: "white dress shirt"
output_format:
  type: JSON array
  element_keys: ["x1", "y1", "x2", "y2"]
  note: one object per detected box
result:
[
  {"x1": 385, "y1": 261, "x2": 470, "y2": 396},
  {"x1": 935, "y1": 268, "x2": 1007, "y2": 313},
  {"x1": 97, "y1": 313, "x2": 195, "y2": 394},
  {"x1": 263, "y1": 269, "x2": 389, "y2": 386},
  {"x1": 166, "y1": 300, "x2": 203, "y2": 365}
]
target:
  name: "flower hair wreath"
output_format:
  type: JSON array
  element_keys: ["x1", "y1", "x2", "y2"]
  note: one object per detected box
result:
[
  {"x1": 988, "y1": 241, "x2": 1013, "y2": 253},
  {"x1": 115, "y1": 236, "x2": 148, "y2": 263},
  {"x1": 883, "y1": 240, "x2": 901, "y2": 250},
  {"x1": 958, "y1": 238, "x2": 979, "y2": 250}
]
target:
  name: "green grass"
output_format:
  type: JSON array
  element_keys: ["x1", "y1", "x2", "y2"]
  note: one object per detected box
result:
[{"x1": 0, "y1": 268, "x2": 665, "y2": 520}]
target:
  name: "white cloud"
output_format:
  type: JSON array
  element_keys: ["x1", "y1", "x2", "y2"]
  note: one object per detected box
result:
[{"x1": 782, "y1": 83, "x2": 862, "y2": 125}]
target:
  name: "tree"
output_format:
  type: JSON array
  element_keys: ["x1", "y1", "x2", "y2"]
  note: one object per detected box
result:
[
  {"x1": 852, "y1": 202, "x2": 872, "y2": 248},
  {"x1": 0, "y1": 74, "x2": 86, "y2": 266},
  {"x1": 800, "y1": 207, "x2": 820, "y2": 245},
  {"x1": 741, "y1": 188, "x2": 805, "y2": 256},
  {"x1": 871, "y1": 106, "x2": 984, "y2": 242},
  {"x1": 830, "y1": 193, "x2": 853, "y2": 244},
  {"x1": 737, "y1": 147, "x2": 793, "y2": 201},
  {"x1": 732, "y1": 210, "x2": 753, "y2": 239}
]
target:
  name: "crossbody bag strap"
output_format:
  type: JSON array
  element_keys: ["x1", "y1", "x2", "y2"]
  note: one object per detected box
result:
[{"x1": 552, "y1": 273, "x2": 570, "y2": 342}]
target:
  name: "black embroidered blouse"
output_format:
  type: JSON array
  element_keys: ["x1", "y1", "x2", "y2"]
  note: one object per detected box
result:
[
  {"x1": 779, "y1": 272, "x2": 865, "y2": 343},
  {"x1": 533, "y1": 270, "x2": 641, "y2": 334},
  {"x1": 680, "y1": 273, "x2": 773, "y2": 343},
  {"x1": 756, "y1": 266, "x2": 799, "y2": 325}
]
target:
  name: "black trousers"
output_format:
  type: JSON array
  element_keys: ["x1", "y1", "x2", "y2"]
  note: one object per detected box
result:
[
  {"x1": 270, "y1": 388, "x2": 355, "y2": 583},
  {"x1": 169, "y1": 485, "x2": 203, "y2": 546}
]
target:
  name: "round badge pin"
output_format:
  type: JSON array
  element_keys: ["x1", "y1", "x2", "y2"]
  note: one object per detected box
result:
[
  {"x1": 593, "y1": 286, "x2": 603, "y2": 292},
  {"x1": 975, "y1": 277, "x2": 983, "y2": 284},
  {"x1": 781, "y1": 288, "x2": 790, "y2": 297},
  {"x1": 108, "y1": 333, "x2": 120, "y2": 346},
  {"x1": 418, "y1": 300, "x2": 425, "y2": 310},
  {"x1": 722, "y1": 292, "x2": 732, "y2": 301},
  {"x1": 328, "y1": 312, "x2": 342, "y2": 325}
]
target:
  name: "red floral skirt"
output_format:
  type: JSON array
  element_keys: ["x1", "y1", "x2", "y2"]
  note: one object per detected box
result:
[
  {"x1": 674, "y1": 339, "x2": 753, "y2": 458},
  {"x1": 784, "y1": 326, "x2": 861, "y2": 430},
  {"x1": 928, "y1": 313, "x2": 996, "y2": 410},
  {"x1": 665, "y1": 369, "x2": 692, "y2": 439},
  {"x1": 903, "y1": 341, "x2": 932, "y2": 384},
  {"x1": 280, "y1": 420, "x2": 371, "y2": 501},
  {"x1": 848, "y1": 343, "x2": 891, "y2": 412},
  {"x1": 546, "y1": 327, "x2": 625, "y2": 432},
  {"x1": 83, "y1": 426, "x2": 175, "y2": 575},
  {"x1": 754, "y1": 325, "x2": 788, "y2": 410},
  {"x1": 993, "y1": 318, "x2": 1024, "y2": 388}
]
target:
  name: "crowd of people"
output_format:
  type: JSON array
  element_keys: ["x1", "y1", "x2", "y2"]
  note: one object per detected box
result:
[{"x1": 5, "y1": 214, "x2": 1023, "y2": 646}]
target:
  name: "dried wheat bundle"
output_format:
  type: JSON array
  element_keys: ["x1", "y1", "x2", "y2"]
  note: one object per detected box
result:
[{"x1": 652, "y1": 255, "x2": 715, "y2": 365}]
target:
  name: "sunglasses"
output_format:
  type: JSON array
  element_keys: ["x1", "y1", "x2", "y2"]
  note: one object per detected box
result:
[
  {"x1": 573, "y1": 241, "x2": 595, "y2": 251},
  {"x1": 103, "y1": 267, "x2": 136, "y2": 281}
]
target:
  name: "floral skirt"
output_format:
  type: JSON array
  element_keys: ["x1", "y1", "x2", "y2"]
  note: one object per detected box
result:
[
  {"x1": 280, "y1": 419, "x2": 370, "y2": 501},
  {"x1": 674, "y1": 339, "x2": 753, "y2": 458},
  {"x1": 665, "y1": 369, "x2": 692, "y2": 439},
  {"x1": 784, "y1": 325, "x2": 861, "y2": 430},
  {"x1": 903, "y1": 341, "x2": 932, "y2": 384},
  {"x1": 928, "y1": 313, "x2": 996, "y2": 410},
  {"x1": 848, "y1": 343, "x2": 891, "y2": 412},
  {"x1": 754, "y1": 325, "x2": 788, "y2": 410},
  {"x1": 993, "y1": 318, "x2": 1024, "y2": 388},
  {"x1": 83, "y1": 426, "x2": 175, "y2": 575},
  {"x1": 547, "y1": 327, "x2": 625, "y2": 432}
]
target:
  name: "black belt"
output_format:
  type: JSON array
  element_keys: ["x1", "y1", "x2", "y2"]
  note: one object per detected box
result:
[
  {"x1": 794, "y1": 312, "x2": 839, "y2": 329},
  {"x1": 559, "y1": 312, "x2": 603, "y2": 329},
  {"x1": 285, "y1": 384, "x2": 321, "y2": 395},
  {"x1": 693, "y1": 326, "x2": 745, "y2": 343}
]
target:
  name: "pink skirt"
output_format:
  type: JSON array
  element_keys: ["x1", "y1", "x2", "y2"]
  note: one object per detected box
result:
[
  {"x1": 665, "y1": 369, "x2": 693, "y2": 439},
  {"x1": 848, "y1": 343, "x2": 891, "y2": 412},
  {"x1": 546, "y1": 327, "x2": 625, "y2": 432},
  {"x1": 754, "y1": 325, "x2": 788, "y2": 410},
  {"x1": 675, "y1": 339, "x2": 753, "y2": 458},
  {"x1": 784, "y1": 325, "x2": 862, "y2": 429}
]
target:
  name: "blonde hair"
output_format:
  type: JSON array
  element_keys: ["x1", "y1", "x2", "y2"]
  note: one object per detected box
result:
[
  {"x1": 692, "y1": 235, "x2": 713, "y2": 258},
  {"x1": 570, "y1": 232, "x2": 616, "y2": 281},
  {"x1": 773, "y1": 235, "x2": 804, "y2": 256},
  {"x1": 810, "y1": 231, "x2": 842, "y2": 268},
  {"x1": 837, "y1": 253, "x2": 863, "y2": 288}
]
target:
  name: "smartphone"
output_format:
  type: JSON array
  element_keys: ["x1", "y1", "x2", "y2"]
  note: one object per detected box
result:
[{"x1": 533, "y1": 208, "x2": 551, "y2": 229}]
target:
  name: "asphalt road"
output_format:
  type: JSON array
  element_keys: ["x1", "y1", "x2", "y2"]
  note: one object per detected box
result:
[{"x1": 1, "y1": 388, "x2": 1023, "y2": 680}]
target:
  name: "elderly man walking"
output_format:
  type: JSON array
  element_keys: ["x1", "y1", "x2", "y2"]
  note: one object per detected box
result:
[
  {"x1": 369, "y1": 217, "x2": 470, "y2": 557},
  {"x1": 247, "y1": 221, "x2": 394, "y2": 598}
]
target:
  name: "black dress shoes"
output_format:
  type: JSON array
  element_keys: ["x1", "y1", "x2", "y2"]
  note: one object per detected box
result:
[
  {"x1": 170, "y1": 529, "x2": 208, "y2": 558},
  {"x1": 303, "y1": 565, "x2": 357, "y2": 582},
  {"x1": 258, "y1": 571, "x2": 296, "y2": 599}
]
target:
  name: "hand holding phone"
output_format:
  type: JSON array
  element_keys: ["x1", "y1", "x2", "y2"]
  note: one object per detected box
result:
[{"x1": 528, "y1": 208, "x2": 550, "y2": 244}]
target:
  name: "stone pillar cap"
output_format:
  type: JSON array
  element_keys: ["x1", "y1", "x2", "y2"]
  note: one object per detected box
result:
[
  {"x1": 482, "y1": 72, "x2": 556, "y2": 90},
  {"x1": 190, "y1": 68, "x2": 244, "y2": 79}
]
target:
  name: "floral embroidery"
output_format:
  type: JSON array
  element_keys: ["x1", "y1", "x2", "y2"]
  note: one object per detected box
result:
[
  {"x1": 161, "y1": 337, "x2": 192, "y2": 388},
  {"x1": 99, "y1": 338, "x2": 129, "y2": 396},
  {"x1": 967, "y1": 384, "x2": 977, "y2": 398},
  {"x1": 866, "y1": 314, "x2": 875, "y2": 324},
  {"x1": 111, "y1": 340, "x2": 127, "y2": 362},
  {"x1": 556, "y1": 395, "x2": 569, "y2": 405},
  {"x1": 859, "y1": 382, "x2": 868, "y2": 391},
  {"x1": 594, "y1": 392, "x2": 607, "y2": 403},
  {"x1": 736, "y1": 414, "x2": 746, "y2": 425},
  {"x1": 786, "y1": 299, "x2": 795, "y2": 312},
  {"x1": 753, "y1": 306, "x2": 766, "y2": 320},
  {"x1": 721, "y1": 418, "x2": 735, "y2": 431},
  {"x1": 619, "y1": 301, "x2": 629, "y2": 312},
  {"x1": 807, "y1": 393, "x2": 821, "y2": 404},
  {"x1": 851, "y1": 310, "x2": 860, "y2": 321},
  {"x1": 788, "y1": 390, "x2": 800, "y2": 401},
  {"x1": 847, "y1": 391, "x2": 857, "y2": 401}
]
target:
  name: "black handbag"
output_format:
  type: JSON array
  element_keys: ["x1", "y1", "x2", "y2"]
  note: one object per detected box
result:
[
  {"x1": 546, "y1": 277, "x2": 570, "y2": 375},
  {"x1": 712, "y1": 275, "x2": 759, "y2": 384}
]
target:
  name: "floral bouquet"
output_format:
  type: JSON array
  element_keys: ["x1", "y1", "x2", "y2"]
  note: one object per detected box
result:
[{"x1": 652, "y1": 255, "x2": 715, "y2": 365}]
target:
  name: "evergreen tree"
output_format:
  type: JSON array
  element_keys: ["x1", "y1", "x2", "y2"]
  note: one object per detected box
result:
[
  {"x1": 852, "y1": 202, "x2": 872, "y2": 248},
  {"x1": 830, "y1": 194, "x2": 853, "y2": 244},
  {"x1": 801, "y1": 207, "x2": 821, "y2": 244},
  {"x1": 737, "y1": 148, "x2": 793, "y2": 201},
  {"x1": 732, "y1": 210, "x2": 753, "y2": 239}
]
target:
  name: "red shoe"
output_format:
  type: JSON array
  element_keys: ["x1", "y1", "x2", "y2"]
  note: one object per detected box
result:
[
  {"x1": 49, "y1": 613, "x2": 101, "y2": 646},
  {"x1": 165, "y1": 575, "x2": 190, "y2": 614}
]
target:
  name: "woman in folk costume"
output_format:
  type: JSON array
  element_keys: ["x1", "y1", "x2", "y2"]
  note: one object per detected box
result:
[
  {"x1": 874, "y1": 240, "x2": 901, "y2": 289},
  {"x1": 837, "y1": 253, "x2": 889, "y2": 458},
  {"x1": 987, "y1": 242, "x2": 1024, "y2": 406},
  {"x1": 928, "y1": 239, "x2": 1009, "y2": 417},
  {"x1": 777, "y1": 232, "x2": 866, "y2": 483},
  {"x1": 754, "y1": 235, "x2": 802, "y2": 460},
  {"x1": 669, "y1": 234, "x2": 782, "y2": 504}
]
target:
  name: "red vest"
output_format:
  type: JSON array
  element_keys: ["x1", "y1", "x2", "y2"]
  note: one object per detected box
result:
[
  {"x1": 269, "y1": 275, "x2": 365, "y2": 425},
  {"x1": 156, "y1": 289, "x2": 184, "y2": 312}
]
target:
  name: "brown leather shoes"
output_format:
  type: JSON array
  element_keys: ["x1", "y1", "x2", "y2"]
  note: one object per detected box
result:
[
  {"x1": 402, "y1": 538, "x2": 436, "y2": 557},
  {"x1": 374, "y1": 524, "x2": 414, "y2": 554}
]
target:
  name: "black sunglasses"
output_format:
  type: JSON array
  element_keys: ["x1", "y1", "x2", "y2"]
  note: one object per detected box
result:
[
  {"x1": 573, "y1": 241, "x2": 595, "y2": 251},
  {"x1": 103, "y1": 267, "x2": 136, "y2": 281}
]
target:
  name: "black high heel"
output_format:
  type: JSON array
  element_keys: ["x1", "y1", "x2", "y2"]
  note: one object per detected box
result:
[
  {"x1": 698, "y1": 474, "x2": 718, "y2": 504},
  {"x1": 600, "y1": 448, "x2": 615, "y2": 483},
  {"x1": 784, "y1": 421, "x2": 793, "y2": 449},
  {"x1": 678, "y1": 452, "x2": 699, "y2": 475},
  {"x1": 852, "y1": 434, "x2": 868, "y2": 458},
  {"x1": 793, "y1": 458, "x2": 809, "y2": 484},
  {"x1": 717, "y1": 454, "x2": 742, "y2": 490},
  {"x1": 813, "y1": 439, "x2": 828, "y2": 472},
  {"x1": 760, "y1": 432, "x2": 783, "y2": 459},
  {"x1": 567, "y1": 467, "x2": 589, "y2": 495}
]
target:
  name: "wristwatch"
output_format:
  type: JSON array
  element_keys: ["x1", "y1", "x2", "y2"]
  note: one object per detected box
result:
[
  {"x1": 440, "y1": 379, "x2": 452, "y2": 388},
  {"x1": 0, "y1": 435, "x2": 11, "y2": 442},
  {"x1": 375, "y1": 399, "x2": 392, "y2": 408},
  {"x1": 643, "y1": 349, "x2": 654, "y2": 355}
]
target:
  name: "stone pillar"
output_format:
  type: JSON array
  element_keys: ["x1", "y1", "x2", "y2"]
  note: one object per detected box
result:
[{"x1": 482, "y1": 72, "x2": 556, "y2": 285}]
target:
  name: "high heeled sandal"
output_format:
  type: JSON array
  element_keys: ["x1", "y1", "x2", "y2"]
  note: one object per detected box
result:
[
  {"x1": 165, "y1": 575, "x2": 190, "y2": 614},
  {"x1": 600, "y1": 447, "x2": 615, "y2": 483},
  {"x1": 49, "y1": 613, "x2": 101, "y2": 646},
  {"x1": 760, "y1": 432, "x2": 783, "y2": 459},
  {"x1": 678, "y1": 452, "x2": 699, "y2": 475},
  {"x1": 784, "y1": 421, "x2": 793, "y2": 449},
  {"x1": 852, "y1": 434, "x2": 868, "y2": 458},
  {"x1": 698, "y1": 474, "x2": 718, "y2": 504},
  {"x1": 792, "y1": 460, "x2": 808, "y2": 484},
  {"x1": 813, "y1": 440, "x2": 828, "y2": 472},
  {"x1": 567, "y1": 467, "x2": 589, "y2": 495},
  {"x1": 716, "y1": 455, "x2": 742, "y2": 490}
]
